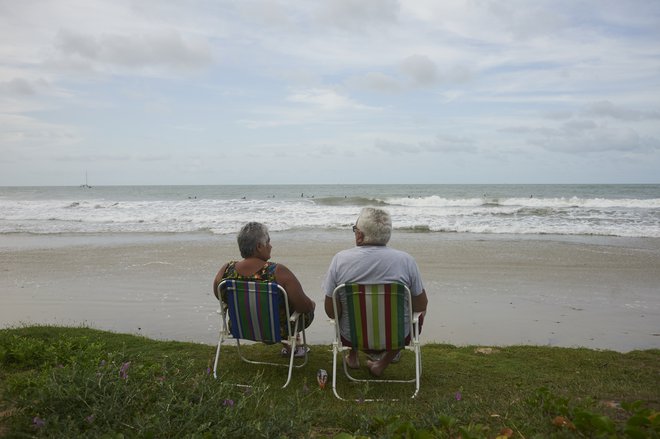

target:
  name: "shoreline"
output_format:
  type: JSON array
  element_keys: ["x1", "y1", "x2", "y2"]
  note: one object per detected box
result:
[{"x1": 1, "y1": 231, "x2": 659, "y2": 352}]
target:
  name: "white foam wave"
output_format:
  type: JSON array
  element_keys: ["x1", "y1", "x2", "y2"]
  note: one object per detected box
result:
[
  {"x1": 1, "y1": 195, "x2": 659, "y2": 237},
  {"x1": 386, "y1": 195, "x2": 660, "y2": 209}
]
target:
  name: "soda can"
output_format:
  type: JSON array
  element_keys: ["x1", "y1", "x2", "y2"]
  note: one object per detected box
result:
[{"x1": 317, "y1": 369, "x2": 328, "y2": 389}]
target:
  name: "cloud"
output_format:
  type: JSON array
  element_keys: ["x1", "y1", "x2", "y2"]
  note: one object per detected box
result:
[
  {"x1": 562, "y1": 119, "x2": 597, "y2": 134},
  {"x1": 0, "y1": 113, "x2": 80, "y2": 148},
  {"x1": 0, "y1": 78, "x2": 38, "y2": 96},
  {"x1": 505, "y1": 121, "x2": 659, "y2": 154},
  {"x1": 317, "y1": 0, "x2": 399, "y2": 31},
  {"x1": 421, "y1": 134, "x2": 478, "y2": 153},
  {"x1": 349, "y1": 72, "x2": 402, "y2": 93},
  {"x1": 52, "y1": 29, "x2": 213, "y2": 74},
  {"x1": 52, "y1": 153, "x2": 133, "y2": 162},
  {"x1": 537, "y1": 126, "x2": 658, "y2": 154},
  {"x1": 287, "y1": 88, "x2": 374, "y2": 110},
  {"x1": 136, "y1": 153, "x2": 171, "y2": 162},
  {"x1": 583, "y1": 100, "x2": 660, "y2": 121},
  {"x1": 374, "y1": 139, "x2": 421, "y2": 154},
  {"x1": 398, "y1": 54, "x2": 472, "y2": 88},
  {"x1": 374, "y1": 134, "x2": 479, "y2": 155},
  {"x1": 482, "y1": 1, "x2": 570, "y2": 41},
  {"x1": 400, "y1": 54, "x2": 439, "y2": 87},
  {"x1": 1, "y1": 1, "x2": 659, "y2": 184}
]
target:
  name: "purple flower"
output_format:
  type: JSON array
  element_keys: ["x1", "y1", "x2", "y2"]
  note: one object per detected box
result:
[
  {"x1": 455, "y1": 391, "x2": 462, "y2": 401},
  {"x1": 119, "y1": 362, "x2": 131, "y2": 380},
  {"x1": 85, "y1": 414, "x2": 95, "y2": 424},
  {"x1": 32, "y1": 417, "x2": 46, "y2": 428},
  {"x1": 222, "y1": 399, "x2": 235, "y2": 407},
  {"x1": 206, "y1": 367, "x2": 211, "y2": 375}
]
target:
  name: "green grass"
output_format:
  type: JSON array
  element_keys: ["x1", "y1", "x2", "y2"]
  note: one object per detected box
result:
[{"x1": 1, "y1": 326, "x2": 658, "y2": 438}]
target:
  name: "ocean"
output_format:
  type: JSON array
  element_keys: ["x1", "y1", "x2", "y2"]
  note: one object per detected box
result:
[{"x1": 1, "y1": 184, "x2": 659, "y2": 237}]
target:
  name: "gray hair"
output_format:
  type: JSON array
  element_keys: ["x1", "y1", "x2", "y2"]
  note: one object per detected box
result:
[
  {"x1": 237, "y1": 222, "x2": 270, "y2": 258},
  {"x1": 356, "y1": 207, "x2": 391, "y2": 245}
]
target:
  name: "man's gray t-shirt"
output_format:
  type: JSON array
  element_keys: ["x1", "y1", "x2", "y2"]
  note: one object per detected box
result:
[{"x1": 322, "y1": 245, "x2": 425, "y2": 340}]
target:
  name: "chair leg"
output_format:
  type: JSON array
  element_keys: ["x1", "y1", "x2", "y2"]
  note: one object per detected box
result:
[
  {"x1": 331, "y1": 341, "x2": 345, "y2": 400},
  {"x1": 235, "y1": 338, "x2": 246, "y2": 363},
  {"x1": 412, "y1": 344, "x2": 421, "y2": 399},
  {"x1": 213, "y1": 334, "x2": 223, "y2": 379},
  {"x1": 282, "y1": 333, "x2": 297, "y2": 388}
]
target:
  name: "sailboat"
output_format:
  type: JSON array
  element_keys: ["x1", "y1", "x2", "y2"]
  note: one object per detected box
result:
[{"x1": 80, "y1": 171, "x2": 92, "y2": 189}]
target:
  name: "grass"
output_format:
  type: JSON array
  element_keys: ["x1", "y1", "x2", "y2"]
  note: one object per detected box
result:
[{"x1": 0, "y1": 325, "x2": 658, "y2": 438}]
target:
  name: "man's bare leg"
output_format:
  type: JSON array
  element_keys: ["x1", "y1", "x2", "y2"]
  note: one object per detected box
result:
[{"x1": 345, "y1": 349, "x2": 360, "y2": 369}]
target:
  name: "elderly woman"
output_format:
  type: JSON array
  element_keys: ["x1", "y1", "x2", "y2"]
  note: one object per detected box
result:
[{"x1": 213, "y1": 222, "x2": 315, "y2": 357}]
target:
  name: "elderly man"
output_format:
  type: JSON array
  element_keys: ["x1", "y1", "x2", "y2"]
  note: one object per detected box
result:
[{"x1": 322, "y1": 207, "x2": 428, "y2": 376}]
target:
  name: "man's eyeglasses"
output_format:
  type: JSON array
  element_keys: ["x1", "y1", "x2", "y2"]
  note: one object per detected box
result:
[{"x1": 352, "y1": 225, "x2": 359, "y2": 233}]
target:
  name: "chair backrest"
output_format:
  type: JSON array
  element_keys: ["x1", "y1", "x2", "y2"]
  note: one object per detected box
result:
[
  {"x1": 219, "y1": 279, "x2": 285, "y2": 343},
  {"x1": 335, "y1": 283, "x2": 411, "y2": 351}
]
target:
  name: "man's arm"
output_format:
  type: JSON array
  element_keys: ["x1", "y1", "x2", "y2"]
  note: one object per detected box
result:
[{"x1": 412, "y1": 289, "x2": 428, "y2": 314}]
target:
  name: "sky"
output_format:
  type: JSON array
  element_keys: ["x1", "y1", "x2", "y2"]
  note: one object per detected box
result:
[{"x1": 1, "y1": 0, "x2": 659, "y2": 186}]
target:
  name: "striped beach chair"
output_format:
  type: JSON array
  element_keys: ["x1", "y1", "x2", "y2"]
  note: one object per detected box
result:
[
  {"x1": 331, "y1": 283, "x2": 422, "y2": 400},
  {"x1": 213, "y1": 279, "x2": 308, "y2": 388}
]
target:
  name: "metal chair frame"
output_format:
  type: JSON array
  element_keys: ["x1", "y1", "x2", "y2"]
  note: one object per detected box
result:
[
  {"x1": 213, "y1": 279, "x2": 308, "y2": 388},
  {"x1": 331, "y1": 283, "x2": 422, "y2": 401}
]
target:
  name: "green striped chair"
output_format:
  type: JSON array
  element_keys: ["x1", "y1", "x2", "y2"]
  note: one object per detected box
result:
[
  {"x1": 213, "y1": 279, "x2": 308, "y2": 388},
  {"x1": 331, "y1": 283, "x2": 422, "y2": 400}
]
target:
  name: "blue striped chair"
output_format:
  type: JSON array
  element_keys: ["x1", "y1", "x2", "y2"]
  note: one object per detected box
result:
[
  {"x1": 331, "y1": 283, "x2": 422, "y2": 400},
  {"x1": 213, "y1": 279, "x2": 308, "y2": 388}
]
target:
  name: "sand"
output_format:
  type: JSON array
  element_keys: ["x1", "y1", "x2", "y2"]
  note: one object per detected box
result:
[{"x1": 1, "y1": 231, "x2": 659, "y2": 352}]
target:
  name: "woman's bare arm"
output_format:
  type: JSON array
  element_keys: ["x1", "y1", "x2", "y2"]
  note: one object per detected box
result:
[
  {"x1": 212, "y1": 263, "x2": 228, "y2": 299},
  {"x1": 324, "y1": 295, "x2": 339, "y2": 319},
  {"x1": 274, "y1": 264, "x2": 316, "y2": 313}
]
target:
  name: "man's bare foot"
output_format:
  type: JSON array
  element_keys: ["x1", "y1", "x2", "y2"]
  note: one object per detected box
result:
[
  {"x1": 366, "y1": 359, "x2": 385, "y2": 376},
  {"x1": 366, "y1": 350, "x2": 400, "y2": 376},
  {"x1": 344, "y1": 351, "x2": 360, "y2": 369}
]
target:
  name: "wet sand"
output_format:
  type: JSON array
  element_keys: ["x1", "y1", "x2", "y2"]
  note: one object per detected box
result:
[{"x1": 1, "y1": 231, "x2": 659, "y2": 352}]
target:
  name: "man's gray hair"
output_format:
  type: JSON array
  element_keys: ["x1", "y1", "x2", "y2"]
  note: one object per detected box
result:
[
  {"x1": 237, "y1": 222, "x2": 269, "y2": 258},
  {"x1": 357, "y1": 207, "x2": 392, "y2": 245}
]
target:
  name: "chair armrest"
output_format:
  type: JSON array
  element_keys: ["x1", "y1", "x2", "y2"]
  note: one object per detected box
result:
[{"x1": 412, "y1": 311, "x2": 422, "y2": 324}]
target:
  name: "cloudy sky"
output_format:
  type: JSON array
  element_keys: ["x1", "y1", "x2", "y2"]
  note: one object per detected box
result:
[{"x1": 1, "y1": 0, "x2": 659, "y2": 185}]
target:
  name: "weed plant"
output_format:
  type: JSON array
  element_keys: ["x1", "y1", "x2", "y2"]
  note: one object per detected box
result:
[{"x1": 0, "y1": 326, "x2": 658, "y2": 438}]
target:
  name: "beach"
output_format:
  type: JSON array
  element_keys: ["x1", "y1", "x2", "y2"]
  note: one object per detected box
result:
[{"x1": 1, "y1": 231, "x2": 658, "y2": 352}]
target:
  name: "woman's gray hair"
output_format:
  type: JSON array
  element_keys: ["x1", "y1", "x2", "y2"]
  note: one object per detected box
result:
[
  {"x1": 237, "y1": 222, "x2": 270, "y2": 258},
  {"x1": 356, "y1": 207, "x2": 391, "y2": 245}
]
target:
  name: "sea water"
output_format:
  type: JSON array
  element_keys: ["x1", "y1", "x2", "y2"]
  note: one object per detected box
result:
[{"x1": 0, "y1": 184, "x2": 659, "y2": 237}]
